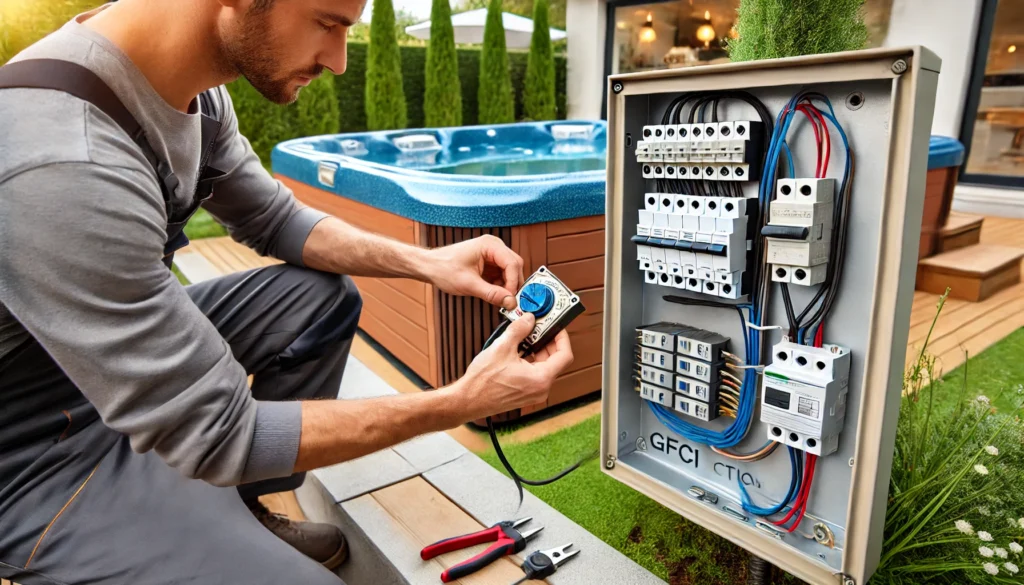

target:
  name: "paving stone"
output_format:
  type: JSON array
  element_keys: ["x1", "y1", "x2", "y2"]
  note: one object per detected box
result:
[
  {"x1": 313, "y1": 448, "x2": 418, "y2": 503},
  {"x1": 392, "y1": 432, "x2": 468, "y2": 474},
  {"x1": 338, "y1": 355, "x2": 399, "y2": 400}
]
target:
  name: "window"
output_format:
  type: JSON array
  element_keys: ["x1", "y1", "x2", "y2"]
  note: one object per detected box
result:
[{"x1": 960, "y1": 0, "x2": 1024, "y2": 186}]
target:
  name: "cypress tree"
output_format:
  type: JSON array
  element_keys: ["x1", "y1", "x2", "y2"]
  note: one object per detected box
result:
[
  {"x1": 477, "y1": 0, "x2": 514, "y2": 125},
  {"x1": 523, "y1": 0, "x2": 555, "y2": 121},
  {"x1": 365, "y1": 0, "x2": 408, "y2": 130},
  {"x1": 424, "y1": 0, "x2": 463, "y2": 127},
  {"x1": 728, "y1": 0, "x2": 868, "y2": 62}
]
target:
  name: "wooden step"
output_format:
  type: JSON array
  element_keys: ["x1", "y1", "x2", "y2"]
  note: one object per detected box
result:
[
  {"x1": 936, "y1": 212, "x2": 984, "y2": 253},
  {"x1": 916, "y1": 244, "x2": 1024, "y2": 301}
]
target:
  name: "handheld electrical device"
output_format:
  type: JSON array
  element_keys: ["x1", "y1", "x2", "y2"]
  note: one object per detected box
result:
[{"x1": 485, "y1": 266, "x2": 595, "y2": 508}]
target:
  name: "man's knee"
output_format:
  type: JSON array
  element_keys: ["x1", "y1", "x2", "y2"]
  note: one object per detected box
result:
[{"x1": 276, "y1": 269, "x2": 361, "y2": 371}]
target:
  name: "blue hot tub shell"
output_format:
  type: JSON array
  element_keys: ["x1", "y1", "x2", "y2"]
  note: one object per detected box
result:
[{"x1": 271, "y1": 120, "x2": 608, "y2": 228}]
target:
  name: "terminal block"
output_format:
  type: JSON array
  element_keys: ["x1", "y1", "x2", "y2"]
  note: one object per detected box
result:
[
  {"x1": 760, "y1": 340, "x2": 851, "y2": 456},
  {"x1": 635, "y1": 323, "x2": 727, "y2": 421},
  {"x1": 763, "y1": 178, "x2": 836, "y2": 286},
  {"x1": 633, "y1": 194, "x2": 755, "y2": 300},
  {"x1": 636, "y1": 121, "x2": 765, "y2": 181}
]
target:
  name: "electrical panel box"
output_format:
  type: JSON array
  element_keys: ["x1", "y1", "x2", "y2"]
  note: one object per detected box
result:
[{"x1": 601, "y1": 48, "x2": 939, "y2": 585}]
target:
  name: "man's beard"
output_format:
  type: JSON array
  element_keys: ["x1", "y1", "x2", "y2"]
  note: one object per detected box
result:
[{"x1": 221, "y1": 8, "x2": 323, "y2": 104}]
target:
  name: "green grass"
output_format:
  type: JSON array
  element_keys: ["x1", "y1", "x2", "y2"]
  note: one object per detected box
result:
[
  {"x1": 183, "y1": 209, "x2": 228, "y2": 240},
  {"x1": 479, "y1": 329, "x2": 1024, "y2": 584},
  {"x1": 926, "y1": 327, "x2": 1024, "y2": 414}
]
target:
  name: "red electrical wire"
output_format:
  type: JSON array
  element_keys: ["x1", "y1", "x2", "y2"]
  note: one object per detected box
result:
[
  {"x1": 772, "y1": 451, "x2": 811, "y2": 527},
  {"x1": 785, "y1": 454, "x2": 818, "y2": 533},
  {"x1": 814, "y1": 325, "x2": 824, "y2": 348},
  {"x1": 793, "y1": 105, "x2": 823, "y2": 176}
]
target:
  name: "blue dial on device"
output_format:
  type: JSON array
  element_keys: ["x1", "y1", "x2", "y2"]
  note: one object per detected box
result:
[{"x1": 519, "y1": 283, "x2": 555, "y2": 318}]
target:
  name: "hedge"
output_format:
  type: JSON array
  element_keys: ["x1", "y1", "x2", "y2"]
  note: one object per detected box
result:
[
  {"x1": 227, "y1": 73, "x2": 340, "y2": 168},
  {"x1": 337, "y1": 42, "x2": 567, "y2": 133}
]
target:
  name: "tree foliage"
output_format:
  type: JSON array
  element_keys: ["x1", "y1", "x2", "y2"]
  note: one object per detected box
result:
[
  {"x1": 365, "y1": 0, "x2": 408, "y2": 130},
  {"x1": 477, "y1": 0, "x2": 514, "y2": 124},
  {"x1": 423, "y1": 0, "x2": 463, "y2": 126},
  {"x1": 728, "y1": 0, "x2": 868, "y2": 62},
  {"x1": 522, "y1": 0, "x2": 555, "y2": 121}
]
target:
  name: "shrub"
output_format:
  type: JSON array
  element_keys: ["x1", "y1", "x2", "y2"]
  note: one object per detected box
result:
[
  {"x1": 728, "y1": 0, "x2": 869, "y2": 62},
  {"x1": 423, "y1": 0, "x2": 462, "y2": 127},
  {"x1": 335, "y1": 43, "x2": 567, "y2": 132},
  {"x1": 523, "y1": 0, "x2": 556, "y2": 121},
  {"x1": 477, "y1": 0, "x2": 514, "y2": 125},
  {"x1": 227, "y1": 73, "x2": 340, "y2": 168},
  {"x1": 365, "y1": 0, "x2": 408, "y2": 130},
  {"x1": 873, "y1": 290, "x2": 1024, "y2": 584}
]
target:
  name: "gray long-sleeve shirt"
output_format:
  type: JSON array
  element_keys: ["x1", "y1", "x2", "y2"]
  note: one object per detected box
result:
[{"x1": 0, "y1": 11, "x2": 329, "y2": 486}]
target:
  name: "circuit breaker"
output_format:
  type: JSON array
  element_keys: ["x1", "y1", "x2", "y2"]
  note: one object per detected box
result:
[{"x1": 600, "y1": 47, "x2": 939, "y2": 585}]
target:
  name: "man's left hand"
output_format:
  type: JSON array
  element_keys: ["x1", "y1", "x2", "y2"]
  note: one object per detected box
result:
[{"x1": 423, "y1": 235, "x2": 525, "y2": 311}]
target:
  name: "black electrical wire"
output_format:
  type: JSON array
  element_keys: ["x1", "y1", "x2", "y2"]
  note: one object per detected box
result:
[{"x1": 481, "y1": 320, "x2": 598, "y2": 508}]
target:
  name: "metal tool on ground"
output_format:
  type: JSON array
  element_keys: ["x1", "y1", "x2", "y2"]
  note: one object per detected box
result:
[
  {"x1": 509, "y1": 543, "x2": 580, "y2": 584},
  {"x1": 420, "y1": 517, "x2": 543, "y2": 583}
]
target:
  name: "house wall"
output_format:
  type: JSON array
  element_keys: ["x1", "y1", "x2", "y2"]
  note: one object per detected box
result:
[
  {"x1": 566, "y1": 0, "x2": 608, "y2": 120},
  {"x1": 566, "y1": 0, "x2": 984, "y2": 138}
]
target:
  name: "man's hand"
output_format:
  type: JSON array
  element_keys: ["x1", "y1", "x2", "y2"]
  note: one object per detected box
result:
[
  {"x1": 454, "y1": 313, "x2": 574, "y2": 419},
  {"x1": 423, "y1": 235, "x2": 525, "y2": 311}
]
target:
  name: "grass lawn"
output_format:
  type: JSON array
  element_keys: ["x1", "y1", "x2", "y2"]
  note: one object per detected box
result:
[
  {"x1": 183, "y1": 208, "x2": 228, "y2": 240},
  {"x1": 480, "y1": 328, "x2": 1024, "y2": 585},
  {"x1": 923, "y1": 327, "x2": 1024, "y2": 414}
]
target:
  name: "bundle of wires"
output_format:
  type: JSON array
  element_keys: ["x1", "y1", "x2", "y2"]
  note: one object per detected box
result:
[{"x1": 732, "y1": 91, "x2": 854, "y2": 530}]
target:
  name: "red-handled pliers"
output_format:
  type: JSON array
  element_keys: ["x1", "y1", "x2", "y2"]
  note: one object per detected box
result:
[{"x1": 420, "y1": 517, "x2": 542, "y2": 583}]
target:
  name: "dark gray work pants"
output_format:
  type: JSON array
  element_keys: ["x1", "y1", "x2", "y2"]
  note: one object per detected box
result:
[{"x1": 0, "y1": 264, "x2": 361, "y2": 585}]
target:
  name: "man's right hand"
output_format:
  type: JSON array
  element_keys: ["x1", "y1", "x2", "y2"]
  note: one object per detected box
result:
[{"x1": 456, "y1": 313, "x2": 574, "y2": 420}]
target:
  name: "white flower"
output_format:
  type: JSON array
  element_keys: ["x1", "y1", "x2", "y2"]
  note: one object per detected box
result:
[
  {"x1": 997, "y1": 548, "x2": 1009, "y2": 558},
  {"x1": 1019, "y1": 518, "x2": 1024, "y2": 530},
  {"x1": 1010, "y1": 542, "x2": 1022, "y2": 554},
  {"x1": 980, "y1": 506, "x2": 992, "y2": 516},
  {"x1": 957, "y1": 520, "x2": 976, "y2": 535},
  {"x1": 980, "y1": 531, "x2": 995, "y2": 542},
  {"x1": 985, "y1": 562, "x2": 1000, "y2": 575},
  {"x1": 981, "y1": 546, "x2": 995, "y2": 558},
  {"x1": 1006, "y1": 562, "x2": 1020, "y2": 574},
  {"x1": 975, "y1": 464, "x2": 990, "y2": 475},
  {"x1": 978, "y1": 395, "x2": 991, "y2": 404},
  {"x1": 987, "y1": 445, "x2": 1000, "y2": 456}
]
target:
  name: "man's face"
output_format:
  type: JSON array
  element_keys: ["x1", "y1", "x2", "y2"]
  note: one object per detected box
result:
[{"x1": 218, "y1": 0, "x2": 366, "y2": 104}]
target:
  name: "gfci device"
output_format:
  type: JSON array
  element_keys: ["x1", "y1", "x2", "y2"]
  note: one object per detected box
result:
[
  {"x1": 500, "y1": 266, "x2": 585, "y2": 356},
  {"x1": 600, "y1": 48, "x2": 939, "y2": 585}
]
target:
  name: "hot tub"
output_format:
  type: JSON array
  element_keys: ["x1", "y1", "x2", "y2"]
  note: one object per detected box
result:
[{"x1": 272, "y1": 121, "x2": 608, "y2": 420}]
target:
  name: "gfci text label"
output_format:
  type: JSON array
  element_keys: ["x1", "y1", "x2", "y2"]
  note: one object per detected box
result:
[
  {"x1": 650, "y1": 432, "x2": 699, "y2": 468},
  {"x1": 649, "y1": 433, "x2": 763, "y2": 488}
]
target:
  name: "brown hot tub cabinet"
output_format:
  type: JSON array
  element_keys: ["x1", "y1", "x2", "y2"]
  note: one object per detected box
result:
[{"x1": 280, "y1": 177, "x2": 604, "y2": 420}]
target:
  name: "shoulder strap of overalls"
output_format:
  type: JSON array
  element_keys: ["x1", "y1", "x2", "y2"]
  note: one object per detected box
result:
[
  {"x1": 0, "y1": 58, "x2": 225, "y2": 269},
  {"x1": 0, "y1": 58, "x2": 183, "y2": 212}
]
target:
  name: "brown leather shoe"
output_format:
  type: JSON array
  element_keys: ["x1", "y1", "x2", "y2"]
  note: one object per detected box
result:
[{"x1": 247, "y1": 499, "x2": 348, "y2": 569}]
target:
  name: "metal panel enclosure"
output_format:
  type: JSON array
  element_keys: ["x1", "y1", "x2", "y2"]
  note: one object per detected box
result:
[{"x1": 601, "y1": 47, "x2": 940, "y2": 585}]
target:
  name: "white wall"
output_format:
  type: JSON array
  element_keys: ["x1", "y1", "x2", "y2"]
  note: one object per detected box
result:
[
  {"x1": 883, "y1": 0, "x2": 984, "y2": 137},
  {"x1": 566, "y1": 0, "x2": 607, "y2": 120}
]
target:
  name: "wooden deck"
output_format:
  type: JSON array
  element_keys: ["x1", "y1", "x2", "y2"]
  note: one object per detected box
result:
[{"x1": 906, "y1": 215, "x2": 1024, "y2": 375}]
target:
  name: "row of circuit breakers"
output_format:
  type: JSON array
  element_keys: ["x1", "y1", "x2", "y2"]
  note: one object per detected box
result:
[{"x1": 631, "y1": 121, "x2": 852, "y2": 457}]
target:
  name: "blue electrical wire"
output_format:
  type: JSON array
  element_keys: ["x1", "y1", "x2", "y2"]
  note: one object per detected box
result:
[{"x1": 738, "y1": 446, "x2": 802, "y2": 516}]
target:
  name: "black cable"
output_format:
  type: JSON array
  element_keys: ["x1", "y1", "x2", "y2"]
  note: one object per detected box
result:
[
  {"x1": 481, "y1": 320, "x2": 598, "y2": 508},
  {"x1": 746, "y1": 555, "x2": 773, "y2": 585}
]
